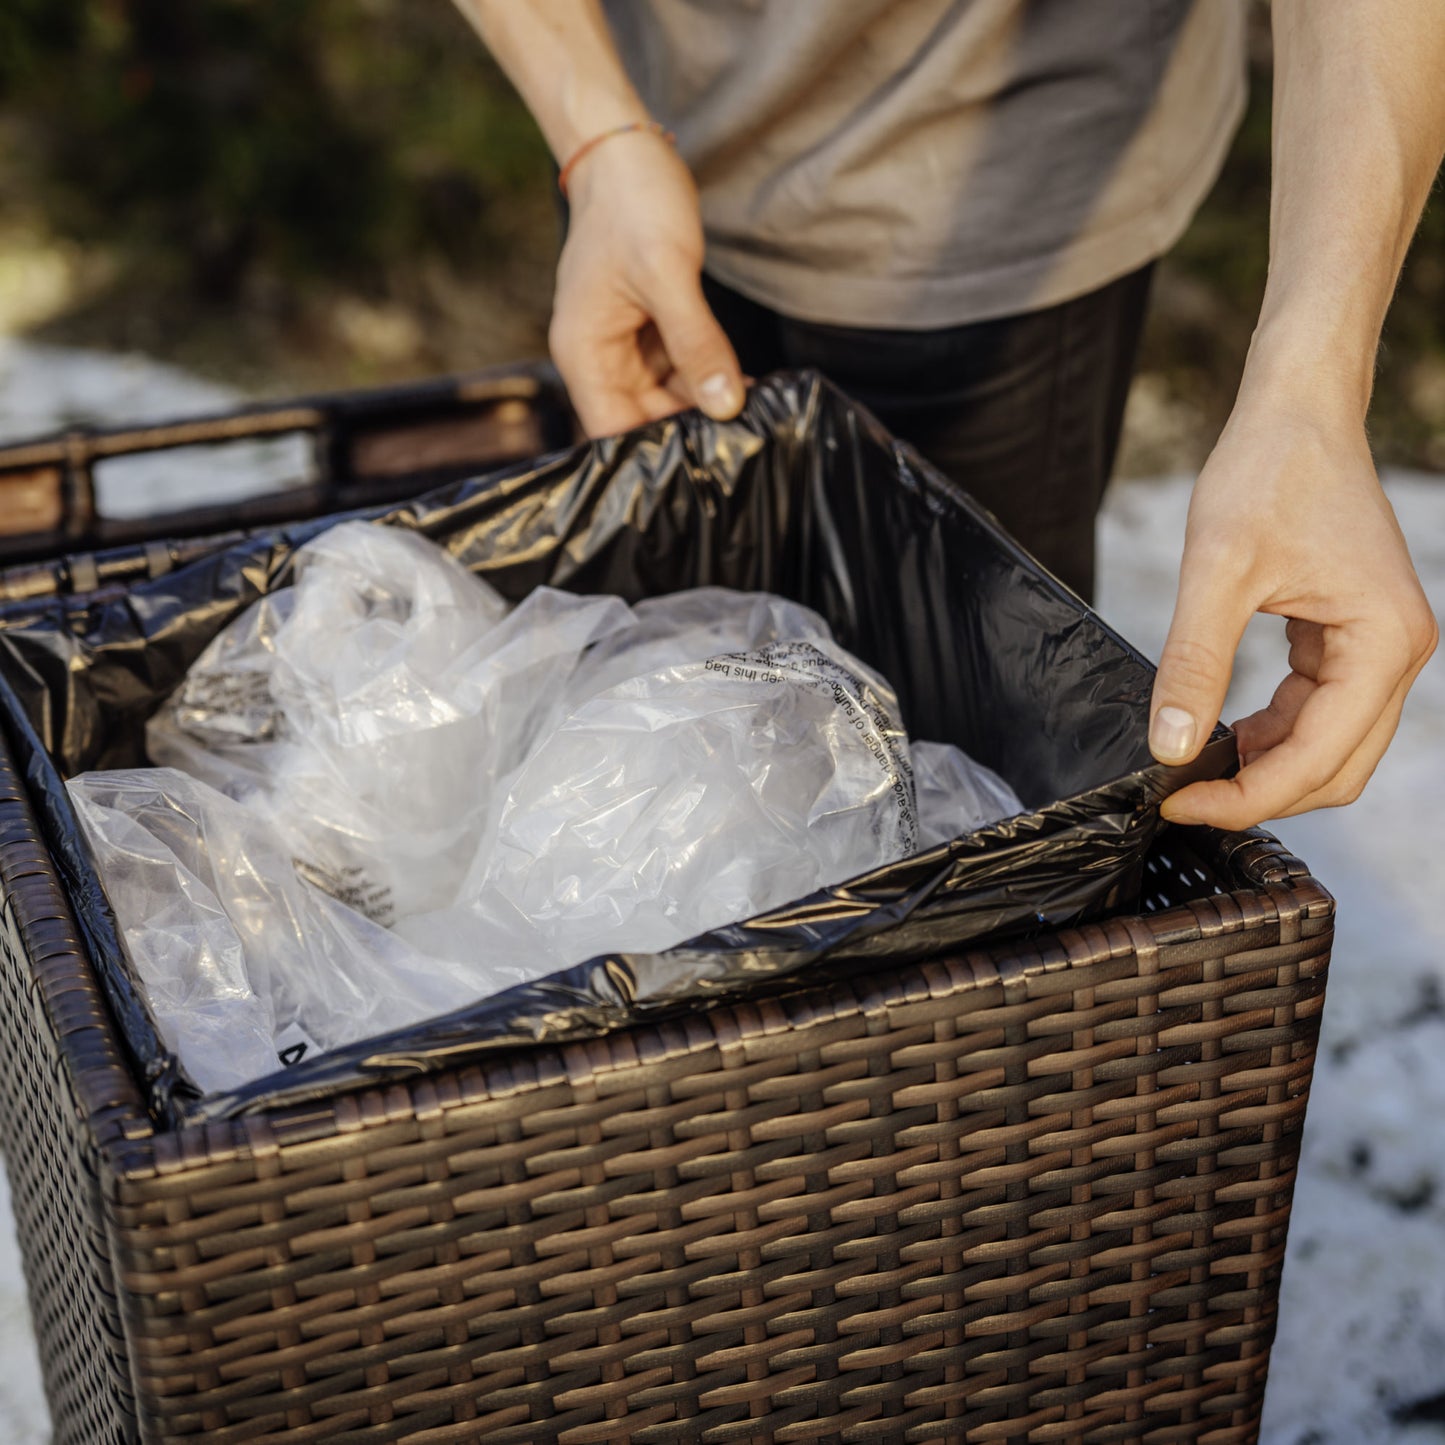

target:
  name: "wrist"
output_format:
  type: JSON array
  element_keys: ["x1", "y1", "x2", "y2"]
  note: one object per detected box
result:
[
  {"x1": 560, "y1": 120, "x2": 678, "y2": 203},
  {"x1": 1236, "y1": 313, "x2": 1375, "y2": 436},
  {"x1": 563, "y1": 125, "x2": 694, "y2": 213},
  {"x1": 553, "y1": 82, "x2": 652, "y2": 163}
]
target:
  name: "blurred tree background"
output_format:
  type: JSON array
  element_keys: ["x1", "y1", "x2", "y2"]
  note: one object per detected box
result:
[
  {"x1": 0, "y1": 0, "x2": 556, "y2": 387},
  {"x1": 0, "y1": 0, "x2": 1441, "y2": 472}
]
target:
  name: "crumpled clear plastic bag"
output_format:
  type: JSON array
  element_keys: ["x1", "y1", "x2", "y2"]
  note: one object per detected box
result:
[
  {"x1": 65, "y1": 768, "x2": 493, "y2": 1094},
  {"x1": 76, "y1": 521, "x2": 1024, "y2": 1092},
  {"x1": 912, "y1": 739, "x2": 1026, "y2": 850},
  {"x1": 147, "y1": 521, "x2": 633, "y2": 922},
  {"x1": 548, "y1": 588, "x2": 836, "y2": 715},
  {"x1": 398, "y1": 634, "x2": 933, "y2": 968}
]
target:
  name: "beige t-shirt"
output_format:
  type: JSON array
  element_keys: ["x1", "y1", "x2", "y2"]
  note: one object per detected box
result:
[{"x1": 602, "y1": 0, "x2": 1247, "y2": 328}]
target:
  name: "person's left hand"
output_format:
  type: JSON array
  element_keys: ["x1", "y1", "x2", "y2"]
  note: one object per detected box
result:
[{"x1": 1147, "y1": 390, "x2": 1437, "y2": 829}]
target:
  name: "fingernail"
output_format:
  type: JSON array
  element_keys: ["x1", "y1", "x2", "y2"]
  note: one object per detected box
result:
[
  {"x1": 1150, "y1": 705, "x2": 1196, "y2": 762},
  {"x1": 697, "y1": 373, "x2": 743, "y2": 418},
  {"x1": 1161, "y1": 805, "x2": 1204, "y2": 827}
]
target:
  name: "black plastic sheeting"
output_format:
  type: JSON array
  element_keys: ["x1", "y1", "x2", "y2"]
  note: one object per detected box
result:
[{"x1": 0, "y1": 372, "x2": 1234, "y2": 1125}]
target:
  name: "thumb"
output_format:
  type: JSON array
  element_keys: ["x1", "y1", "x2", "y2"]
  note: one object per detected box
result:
[
  {"x1": 1150, "y1": 550, "x2": 1254, "y2": 766},
  {"x1": 648, "y1": 270, "x2": 746, "y2": 420}
]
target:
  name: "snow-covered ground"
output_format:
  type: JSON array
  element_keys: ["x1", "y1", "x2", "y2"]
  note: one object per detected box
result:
[{"x1": 0, "y1": 340, "x2": 1441, "y2": 1443}]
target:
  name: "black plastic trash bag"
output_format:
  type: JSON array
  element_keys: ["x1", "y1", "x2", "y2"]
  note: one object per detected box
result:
[{"x1": 0, "y1": 371, "x2": 1232, "y2": 1123}]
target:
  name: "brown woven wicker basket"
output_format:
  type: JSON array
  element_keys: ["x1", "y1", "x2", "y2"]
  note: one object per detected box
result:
[
  {"x1": 0, "y1": 714, "x2": 1331, "y2": 1443},
  {"x1": 0, "y1": 368, "x2": 1331, "y2": 1442}
]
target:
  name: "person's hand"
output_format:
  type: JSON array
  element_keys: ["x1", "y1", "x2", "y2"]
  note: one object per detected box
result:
[
  {"x1": 1148, "y1": 392, "x2": 1437, "y2": 829},
  {"x1": 551, "y1": 132, "x2": 746, "y2": 437}
]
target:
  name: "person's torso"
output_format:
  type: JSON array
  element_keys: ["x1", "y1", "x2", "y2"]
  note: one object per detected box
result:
[{"x1": 602, "y1": 0, "x2": 1247, "y2": 327}]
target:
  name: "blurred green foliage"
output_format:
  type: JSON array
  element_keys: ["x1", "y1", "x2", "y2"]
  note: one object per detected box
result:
[{"x1": 0, "y1": 0, "x2": 551, "y2": 296}]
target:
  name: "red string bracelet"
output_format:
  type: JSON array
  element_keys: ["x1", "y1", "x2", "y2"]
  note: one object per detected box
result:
[{"x1": 558, "y1": 119, "x2": 676, "y2": 198}]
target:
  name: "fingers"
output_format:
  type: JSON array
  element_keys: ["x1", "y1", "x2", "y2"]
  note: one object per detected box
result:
[
  {"x1": 550, "y1": 331, "x2": 693, "y2": 435},
  {"x1": 1149, "y1": 539, "x2": 1254, "y2": 767},
  {"x1": 1231, "y1": 618, "x2": 1324, "y2": 761},
  {"x1": 569, "y1": 385, "x2": 656, "y2": 438},
  {"x1": 1232, "y1": 668, "x2": 1314, "y2": 762},
  {"x1": 1162, "y1": 678, "x2": 1407, "y2": 828},
  {"x1": 647, "y1": 269, "x2": 746, "y2": 421},
  {"x1": 550, "y1": 262, "x2": 745, "y2": 437},
  {"x1": 549, "y1": 317, "x2": 658, "y2": 437},
  {"x1": 1273, "y1": 672, "x2": 1411, "y2": 817},
  {"x1": 1285, "y1": 616, "x2": 1325, "y2": 674},
  {"x1": 1161, "y1": 626, "x2": 1409, "y2": 828}
]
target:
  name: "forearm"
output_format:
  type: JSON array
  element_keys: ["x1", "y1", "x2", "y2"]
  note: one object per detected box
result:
[
  {"x1": 1245, "y1": 0, "x2": 1445, "y2": 422},
  {"x1": 454, "y1": 0, "x2": 741, "y2": 432},
  {"x1": 450, "y1": 0, "x2": 647, "y2": 159}
]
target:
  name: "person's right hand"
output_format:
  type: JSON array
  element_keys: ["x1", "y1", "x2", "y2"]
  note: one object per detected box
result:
[{"x1": 551, "y1": 130, "x2": 746, "y2": 437}]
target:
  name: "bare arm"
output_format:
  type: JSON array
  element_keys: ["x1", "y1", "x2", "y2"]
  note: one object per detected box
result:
[
  {"x1": 1150, "y1": 0, "x2": 1445, "y2": 827},
  {"x1": 452, "y1": 0, "x2": 745, "y2": 435}
]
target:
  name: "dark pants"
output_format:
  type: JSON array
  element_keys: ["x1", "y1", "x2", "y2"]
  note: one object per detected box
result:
[{"x1": 702, "y1": 266, "x2": 1153, "y2": 603}]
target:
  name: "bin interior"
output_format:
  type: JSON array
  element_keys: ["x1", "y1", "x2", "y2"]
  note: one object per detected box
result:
[{"x1": 0, "y1": 370, "x2": 1234, "y2": 1122}]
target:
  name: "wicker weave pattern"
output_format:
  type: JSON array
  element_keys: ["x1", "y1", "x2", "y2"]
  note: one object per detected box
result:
[
  {"x1": 107, "y1": 872, "x2": 1324, "y2": 1442},
  {"x1": 0, "y1": 750, "x2": 145, "y2": 1440},
  {"x1": 0, "y1": 727, "x2": 1331, "y2": 1443}
]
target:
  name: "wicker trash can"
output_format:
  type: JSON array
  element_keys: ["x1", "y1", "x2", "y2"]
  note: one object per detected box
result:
[{"x1": 0, "y1": 371, "x2": 1332, "y2": 1444}]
